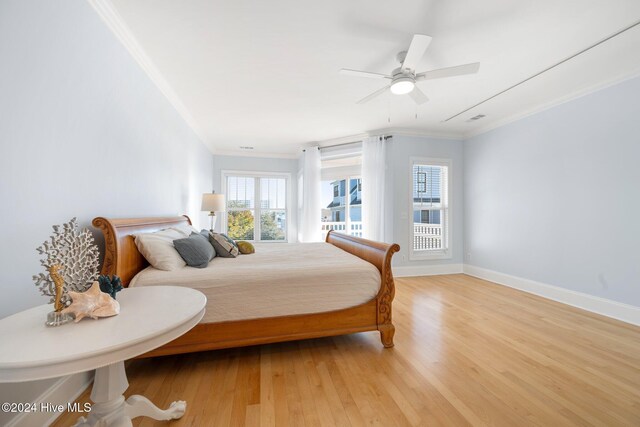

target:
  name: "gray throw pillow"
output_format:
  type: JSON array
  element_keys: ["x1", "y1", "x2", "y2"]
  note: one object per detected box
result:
[
  {"x1": 173, "y1": 232, "x2": 214, "y2": 268},
  {"x1": 209, "y1": 232, "x2": 240, "y2": 258},
  {"x1": 199, "y1": 230, "x2": 217, "y2": 258}
]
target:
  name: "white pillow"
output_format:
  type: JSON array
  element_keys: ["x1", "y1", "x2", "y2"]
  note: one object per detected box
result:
[
  {"x1": 134, "y1": 228, "x2": 186, "y2": 271},
  {"x1": 170, "y1": 224, "x2": 199, "y2": 237}
]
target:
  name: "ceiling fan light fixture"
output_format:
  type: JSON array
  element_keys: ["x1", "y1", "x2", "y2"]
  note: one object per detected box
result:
[{"x1": 390, "y1": 78, "x2": 415, "y2": 95}]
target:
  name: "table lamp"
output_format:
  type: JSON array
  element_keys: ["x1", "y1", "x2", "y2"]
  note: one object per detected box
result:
[{"x1": 201, "y1": 192, "x2": 225, "y2": 231}]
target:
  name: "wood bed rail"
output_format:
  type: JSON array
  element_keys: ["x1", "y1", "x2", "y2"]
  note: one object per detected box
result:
[{"x1": 325, "y1": 231, "x2": 400, "y2": 347}]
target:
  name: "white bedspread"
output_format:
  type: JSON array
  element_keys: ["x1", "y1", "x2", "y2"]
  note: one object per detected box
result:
[{"x1": 129, "y1": 242, "x2": 381, "y2": 323}]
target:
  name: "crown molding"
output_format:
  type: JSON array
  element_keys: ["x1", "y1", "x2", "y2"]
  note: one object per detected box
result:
[
  {"x1": 376, "y1": 127, "x2": 464, "y2": 141},
  {"x1": 87, "y1": 0, "x2": 214, "y2": 153},
  {"x1": 213, "y1": 149, "x2": 300, "y2": 160},
  {"x1": 306, "y1": 127, "x2": 464, "y2": 149},
  {"x1": 463, "y1": 69, "x2": 640, "y2": 140},
  {"x1": 306, "y1": 133, "x2": 369, "y2": 148},
  {"x1": 218, "y1": 127, "x2": 464, "y2": 158}
]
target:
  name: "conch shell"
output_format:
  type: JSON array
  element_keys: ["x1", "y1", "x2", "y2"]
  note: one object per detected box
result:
[{"x1": 61, "y1": 282, "x2": 120, "y2": 322}]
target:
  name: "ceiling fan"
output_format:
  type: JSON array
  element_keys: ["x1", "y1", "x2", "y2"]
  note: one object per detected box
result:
[{"x1": 340, "y1": 34, "x2": 480, "y2": 105}]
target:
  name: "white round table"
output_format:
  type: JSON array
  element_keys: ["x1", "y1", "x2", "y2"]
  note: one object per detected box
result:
[{"x1": 0, "y1": 286, "x2": 206, "y2": 426}]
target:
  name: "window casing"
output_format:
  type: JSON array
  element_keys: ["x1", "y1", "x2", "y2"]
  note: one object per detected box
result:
[
  {"x1": 222, "y1": 171, "x2": 290, "y2": 242},
  {"x1": 409, "y1": 158, "x2": 452, "y2": 260}
]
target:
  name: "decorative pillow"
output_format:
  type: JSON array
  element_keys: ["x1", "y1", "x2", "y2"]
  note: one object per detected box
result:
[
  {"x1": 236, "y1": 241, "x2": 255, "y2": 254},
  {"x1": 173, "y1": 233, "x2": 214, "y2": 268},
  {"x1": 199, "y1": 230, "x2": 217, "y2": 258},
  {"x1": 170, "y1": 224, "x2": 199, "y2": 237},
  {"x1": 134, "y1": 228, "x2": 186, "y2": 271},
  {"x1": 209, "y1": 232, "x2": 239, "y2": 258}
]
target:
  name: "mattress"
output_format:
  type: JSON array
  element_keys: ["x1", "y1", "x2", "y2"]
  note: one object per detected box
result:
[{"x1": 130, "y1": 242, "x2": 381, "y2": 323}]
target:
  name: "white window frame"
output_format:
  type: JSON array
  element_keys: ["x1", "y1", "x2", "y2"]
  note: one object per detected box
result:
[
  {"x1": 221, "y1": 170, "x2": 292, "y2": 243},
  {"x1": 409, "y1": 157, "x2": 452, "y2": 260}
]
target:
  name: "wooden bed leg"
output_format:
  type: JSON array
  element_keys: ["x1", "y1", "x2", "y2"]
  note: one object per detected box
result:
[{"x1": 379, "y1": 324, "x2": 395, "y2": 348}]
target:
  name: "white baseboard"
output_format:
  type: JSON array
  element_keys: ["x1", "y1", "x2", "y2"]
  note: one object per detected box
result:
[
  {"x1": 394, "y1": 263, "x2": 463, "y2": 278},
  {"x1": 463, "y1": 265, "x2": 640, "y2": 326},
  {"x1": 6, "y1": 372, "x2": 93, "y2": 427}
]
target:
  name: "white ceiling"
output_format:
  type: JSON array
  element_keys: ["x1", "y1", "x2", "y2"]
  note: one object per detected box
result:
[{"x1": 107, "y1": 0, "x2": 640, "y2": 155}]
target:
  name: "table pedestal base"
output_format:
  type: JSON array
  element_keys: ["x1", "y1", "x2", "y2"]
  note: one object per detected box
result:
[{"x1": 73, "y1": 361, "x2": 186, "y2": 427}]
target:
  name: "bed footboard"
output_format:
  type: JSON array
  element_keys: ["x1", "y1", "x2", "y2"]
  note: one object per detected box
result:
[{"x1": 325, "y1": 231, "x2": 400, "y2": 347}]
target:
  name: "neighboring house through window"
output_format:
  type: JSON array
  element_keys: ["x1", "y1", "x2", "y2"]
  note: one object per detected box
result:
[
  {"x1": 322, "y1": 177, "x2": 362, "y2": 236},
  {"x1": 410, "y1": 158, "x2": 451, "y2": 259}
]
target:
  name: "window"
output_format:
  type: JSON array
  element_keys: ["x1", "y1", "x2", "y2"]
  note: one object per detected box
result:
[
  {"x1": 223, "y1": 172, "x2": 289, "y2": 242},
  {"x1": 321, "y1": 176, "x2": 362, "y2": 238},
  {"x1": 410, "y1": 158, "x2": 451, "y2": 259},
  {"x1": 320, "y1": 143, "x2": 363, "y2": 238}
]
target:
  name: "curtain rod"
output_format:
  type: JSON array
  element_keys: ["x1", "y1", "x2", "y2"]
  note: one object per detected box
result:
[{"x1": 303, "y1": 135, "x2": 392, "y2": 152}]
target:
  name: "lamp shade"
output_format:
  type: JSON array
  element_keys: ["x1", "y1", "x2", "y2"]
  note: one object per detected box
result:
[{"x1": 201, "y1": 193, "x2": 225, "y2": 212}]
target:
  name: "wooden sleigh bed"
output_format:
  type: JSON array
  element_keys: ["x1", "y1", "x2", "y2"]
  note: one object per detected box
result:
[{"x1": 92, "y1": 216, "x2": 400, "y2": 358}]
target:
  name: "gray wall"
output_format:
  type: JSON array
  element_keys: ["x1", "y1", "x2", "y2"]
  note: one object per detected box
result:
[
  {"x1": 212, "y1": 155, "x2": 299, "y2": 238},
  {"x1": 0, "y1": 0, "x2": 213, "y2": 421},
  {"x1": 464, "y1": 76, "x2": 640, "y2": 306},
  {"x1": 386, "y1": 136, "x2": 465, "y2": 267}
]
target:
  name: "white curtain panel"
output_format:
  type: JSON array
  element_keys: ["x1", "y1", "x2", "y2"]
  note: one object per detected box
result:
[
  {"x1": 300, "y1": 147, "x2": 322, "y2": 242},
  {"x1": 362, "y1": 136, "x2": 386, "y2": 241}
]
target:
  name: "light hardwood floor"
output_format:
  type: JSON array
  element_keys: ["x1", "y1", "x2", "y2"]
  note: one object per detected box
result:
[{"x1": 52, "y1": 274, "x2": 640, "y2": 426}]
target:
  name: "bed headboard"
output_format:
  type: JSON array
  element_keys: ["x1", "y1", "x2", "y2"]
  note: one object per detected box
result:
[{"x1": 92, "y1": 216, "x2": 192, "y2": 287}]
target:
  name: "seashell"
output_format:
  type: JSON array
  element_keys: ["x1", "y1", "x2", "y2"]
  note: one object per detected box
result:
[{"x1": 61, "y1": 282, "x2": 120, "y2": 322}]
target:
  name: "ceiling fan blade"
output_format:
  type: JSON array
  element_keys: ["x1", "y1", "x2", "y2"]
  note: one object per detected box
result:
[
  {"x1": 408, "y1": 86, "x2": 429, "y2": 105},
  {"x1": 340, "y1": 69, "x2": 390, "y2": 79},
  {"x1": 402, "y1": 34, "x2": 432, "y2": 71},
  {"x1": 416, "y1": 62, "x2": 480, "y2": 81},
  {"x1": 357, "y1": 86, "x2": 389, "y2": 104}
]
